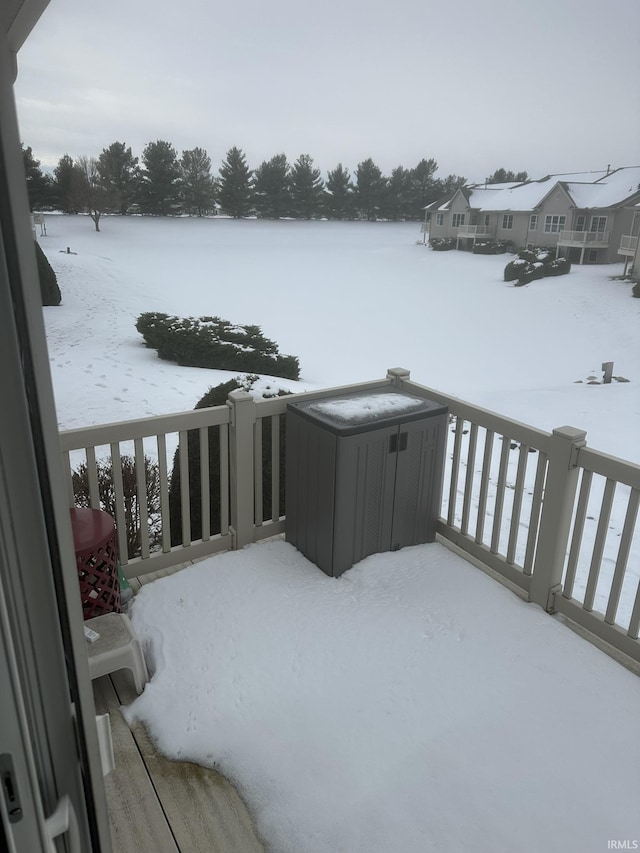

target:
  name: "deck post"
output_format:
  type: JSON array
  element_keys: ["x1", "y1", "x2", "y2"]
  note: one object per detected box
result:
[
  {"x1": 386, "y1": 367, "x2": 411, "y2": 387},
  {"x1": 529, "y1": 426, "x2": 587, "y2": 611},
  {"x1": 227, "y1": 390, "x2": 256, "y2": 549}
]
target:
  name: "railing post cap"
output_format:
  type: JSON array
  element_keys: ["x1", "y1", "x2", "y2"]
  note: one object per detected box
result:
[
  {"x1": 227, "y1": 389, "x2": 254, "y2": 404},
  {"x1": 386, "y1": 367, "x2": 411, "y2": 381},
  {"x1": 552, "y1": 425, "x2": 587, "y2": 442}
]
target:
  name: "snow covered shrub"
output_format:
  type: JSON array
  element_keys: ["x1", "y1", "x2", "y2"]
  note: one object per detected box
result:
[
  {"x1": 632, "y1": 282, "x2": 640, "y2": 298},
  {"x1": 516, "y1": 262, "x2": 546, "y2": 285},
  {"x1": 429, "y1": 237, "x2": 455, "y2": 251},
  {"x1": 35, "y1": 242, "x2": 61, "y2": 305},
  {"x1": 72, "y1": 455, "x2": 161, "y2": 558},
  {"x1": 504, "y1": 258, "x2": 528, "y2": 281},
  {"x1": 168, "y1": 377, "x2": 290, "y2": 546},
  {"x1": 473, "y1": 240, "x2": 509, "y2": 255},
  {"x1": 544, "y1": 257, "x2": 571, "y2": 277},
  {"x1": 136, "y1": 312, "x2": 300, "y2": 380}
]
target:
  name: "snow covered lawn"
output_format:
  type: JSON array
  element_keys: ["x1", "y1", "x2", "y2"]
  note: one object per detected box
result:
[{"x1": 124, "y1": 539, "x2": 640, "y2": 853}]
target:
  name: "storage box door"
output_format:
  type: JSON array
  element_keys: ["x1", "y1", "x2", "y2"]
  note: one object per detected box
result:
[
  {"x1": 391, "y1": 415, "x2": 446, "y2": 549},
  {"x1": 333, "y1": 425, "x2": 398, "y2": 575}
]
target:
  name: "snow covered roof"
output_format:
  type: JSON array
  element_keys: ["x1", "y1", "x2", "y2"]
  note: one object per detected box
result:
[{"x1": 562, "y1": 166, "x2": 640, "y2": 209}]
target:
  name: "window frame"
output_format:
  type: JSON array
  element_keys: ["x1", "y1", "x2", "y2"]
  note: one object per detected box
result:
[
  {"x1": 502, "y1": 214, "x2": 514, "y2": 230},
  {"x1": 528, "y1": 214, "x2": 538, "y2": 231},
  {"x1": 544, "y1": 214, "x2": 567, "y2": 234},
  {"x1": 451, "y1": 212, "x2": 466, "y2": 228}
]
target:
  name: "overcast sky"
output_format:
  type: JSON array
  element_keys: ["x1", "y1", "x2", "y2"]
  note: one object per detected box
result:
[{"x1": 14, "y1": 0, "x2": 640, "y2": 184}]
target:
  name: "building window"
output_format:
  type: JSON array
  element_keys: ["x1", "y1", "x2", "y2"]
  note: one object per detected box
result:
[
  {"x1": 435, "y1": 213, "x2": 444, "y2": 227},
  {"x1": 575, "y1": 215, "x2": 585, "y2": 232},
  {"x1": 452, "y1": 213, "x2": 465, "y2": 228},
  {"x1": 587, "y1": 249, "x2": 598, "y2": 263},
  {"x1": 470, "y1": 213, "x2": 478, "y2": 226},
  {"x1": 544, "y1": 215, "x2": 567, "y2": 233},
  {"x1": 484, "y1": 214, "x2": 490, "y2": 226},
  {"x1": 502, "y1": 214, "x2": 513, "y2": 230},
  {"x1": 528, "y1": 214, "x2": 538, "y2": 231},
  {"x1": 590, "y1": 216, "x2": 607, "y2": 232}
]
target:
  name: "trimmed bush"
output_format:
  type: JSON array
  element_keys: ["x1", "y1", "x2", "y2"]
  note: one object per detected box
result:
[
  {"x1": 516, "y1": 262, "x2": 546, "y2": 285},
  {"x1": 35, "y1": 242, "x2": 61, "y2": 305},
  {"x1": 429, "y1": 237, "x2": 455, "y2": 251},
  {"x1": 473, "y1": 240, "x2": 509, "y2": 255},
  {"x1": 169, "y1": 377, "x2": 291, "y2": 546},
  {"x1": 136, "y1": 312, "x2": 300, "y2": 380},
  {"x1": 545, "y1": 257, "x2": 571, "y2": 277},
  {"x1": 504, "y1": 258, "x2": 529, "y2": 282}
]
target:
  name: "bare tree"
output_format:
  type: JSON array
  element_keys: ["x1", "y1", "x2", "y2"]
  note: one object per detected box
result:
[{"x1": 75, "y1": 155, "x2": 108, "y2": 231}]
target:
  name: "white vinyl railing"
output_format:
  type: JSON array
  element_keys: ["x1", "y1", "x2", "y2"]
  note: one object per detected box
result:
[
  {"x1": 558, "y1": 230, "x2": 610, "y2": 245},
  {"x1": 60, "y1": 369, "x2": 640, "y2": 667},
  {"x1": 456, "y1": 225, "x2": 494, "y2": 237},
  {"x1": 618, "y1": 235, "x2": 638, "y2": 255}
]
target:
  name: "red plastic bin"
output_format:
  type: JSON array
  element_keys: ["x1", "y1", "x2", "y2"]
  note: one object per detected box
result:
[{"x1": 70, "y1": 508, "x2": 122, "y2": 620}]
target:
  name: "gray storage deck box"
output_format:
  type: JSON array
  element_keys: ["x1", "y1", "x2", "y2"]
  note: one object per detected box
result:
[{"x1": 285, "y1": 387, "x2": 448, "y2": 576}]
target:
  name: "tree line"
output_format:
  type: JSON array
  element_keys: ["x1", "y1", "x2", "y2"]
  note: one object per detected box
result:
[{"x1": 22, "y1": 141, "x2": 527, "y2": 229}]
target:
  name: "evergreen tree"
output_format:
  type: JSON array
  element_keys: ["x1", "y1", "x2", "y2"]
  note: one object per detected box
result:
[
  {"x1": 354, "y1": 158, "x2": 386, "y2": 220},
  {"x1": 53, "y1": 153, "x2": 84, "y2": 213},
  {"x1": 433, "y1": 174, "x2": 467, "y2": 198},
  {"x1": 382, "y1": 165, "x2": 412, "y2": 220},
  {"x1": 138, "y1": 140, "x2": 181, "y2": 215},
  {"x1": 289, "y1": 154, "x2": 324, "y2": 219},
  {"x1": 324, "y1": 163, "x2": 353, "y2": 219},
  {"x1": 21, "y1": 145, "x2": 52, "y2": 210},
  {"x1": 253, "y1": 153, "x2": 291, "y2": 219},
  {"x1": 486, "y1": 168, "x2": 528, "y2": 184},
  {"x1": 217, "y1": 146, "x2": 252, "y2": 218},
  {"x1": 97, "y1": 141, "x2": 139, "y2": 214},
  {"x1": 410, "y1": 158, "x2": 439, "y2": 219},
  {"x1": 180, "y1": 147, "x2": 216, "y2": 216},
  {"x1": 75, "y1": 156, "x2": 108, "y2": 231}
]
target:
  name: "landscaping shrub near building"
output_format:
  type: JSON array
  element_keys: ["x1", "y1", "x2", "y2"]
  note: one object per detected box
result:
[
  {"x1": 505, "y1": 246, "x2": 569, "y2": 285},
  {"x1": 429, "y1": 237, "x2": 455, "y2": 251},
  {"x1": 136, "y1": 312, "x2": 300, "y2": 380},
  {"x1": 472, "y1": 240, "x2": 510, "y2": 255},
  {"x1": 35, "y1": 242, "x2": 61, "y2": 305},
  {"x1": 168, "y1": 377, "x2": 290, "y2": 546},
  {"x1": 632, "y1": 282, "x2": 640, "y2": 298}
]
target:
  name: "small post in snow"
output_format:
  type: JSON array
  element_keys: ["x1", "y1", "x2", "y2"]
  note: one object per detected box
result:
[{"x1": 602, "y1": 361, "x2": 613, "y2": 384}]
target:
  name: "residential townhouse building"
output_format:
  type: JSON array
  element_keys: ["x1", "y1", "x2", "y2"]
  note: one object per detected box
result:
[{"x1": 425, "y1": 167, "x2": 640, "y2": 264}]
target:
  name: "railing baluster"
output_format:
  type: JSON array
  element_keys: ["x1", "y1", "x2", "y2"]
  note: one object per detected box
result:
[
  {"x1": 507, "y1": 444, "x2": 529, "y2": 565},
  {"x1": 563, "y1": 469, "x2": 592, "y2": 600},
  {"x1": 200, "y1": 426, "x2": 210, "y2": 541},
  {"x1": 271, "y1": 414, "x2": 280, "y2": 522},
  {"x1": 476, "y1": 429, "x2": 494, "y2": 544},
  {"x1": 583, "y1": 478, "x2": 616, "y2": 612},
  {"x1": 254, "y1": 418, "x2": 263, "y2": 526},
  {"x1": 523, "y1": 452, "x2": 547, "y2": 576},
  {"x1": 86, "y1": 445, "x2": 100, "y2": 508},
  {"x1": 134, "y1": 437, "x2": 150, "y2": 559},
  {"x1": 110, "y1": 443, "x2": 128, "y2": 565},
  {"x1": 62, "y1": 450, "x2": 74, "y2": 505},
  {"x1": 219, "y1": 424, "x2": 229, "y2": 536},
  {"x1": 628, "y1": 580, "x2": 640, "y2": 640},
  {"x1": 490, "y1": 436, "x2": 510, "y2": 554},
  {"x1": 179, "y1": 430, "x2": 191, "y2": 546},
  {"x1": 447, "y1": 417, "x2": 464, "y2": 527},
  {"x1": 605, "y1": 488, "x2": 640, "y2": 625},
  {"x1": 461, "y1": 422, "x2": 478, "y2": 536},
  {"x1": 156, "y1": 434, "x2": 171, "y2": 553}
]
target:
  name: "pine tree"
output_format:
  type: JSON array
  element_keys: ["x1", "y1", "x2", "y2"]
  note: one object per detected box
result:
[
  {"x1": 410, "y1": 158, "x2": 439, "y2": 219},
  {"x1": 253, "y1": 153, "x2": 291, "y2": 219},
  {"x1": 289, "y1": 154, "x2": 324, "y2": 219},
  {"x1": 382, "y1": 165, "x2": 412, "y2": 220},
  {"x1": 324, "y1": 164, "x2": 353, "y2": 219},
  {"x1": 486, "y1": 168, "x2": 528, "y2": 184},
  {"x1": 97, "y1": 141, "x2": 139, "y2": 214},
  {"x1": 217, "y1": 147, "x2": 253, "y2": 218},
  {"x1": 53, "y1": 154, "x2": 84, "y2": 214},
  {"x1": 180, "y1": 147, "x2": 216, "y2": 216},
  {"x1": 354, "y1": 158, "x2": 386, "y2": 221},
  {"x1": 21, "y1": 145, "x2": 52, "y2": 210},
  {"x1": 138, "y1": 140, "x2": 181, "y2": 215},
  {"x1": 433, "y1": 174, "x2": 467, "y2": 197}
]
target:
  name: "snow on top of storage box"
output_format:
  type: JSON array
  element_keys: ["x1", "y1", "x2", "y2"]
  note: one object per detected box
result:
[{"x1": 308, "y1": 393, "x2": 425, "y2": 424}]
